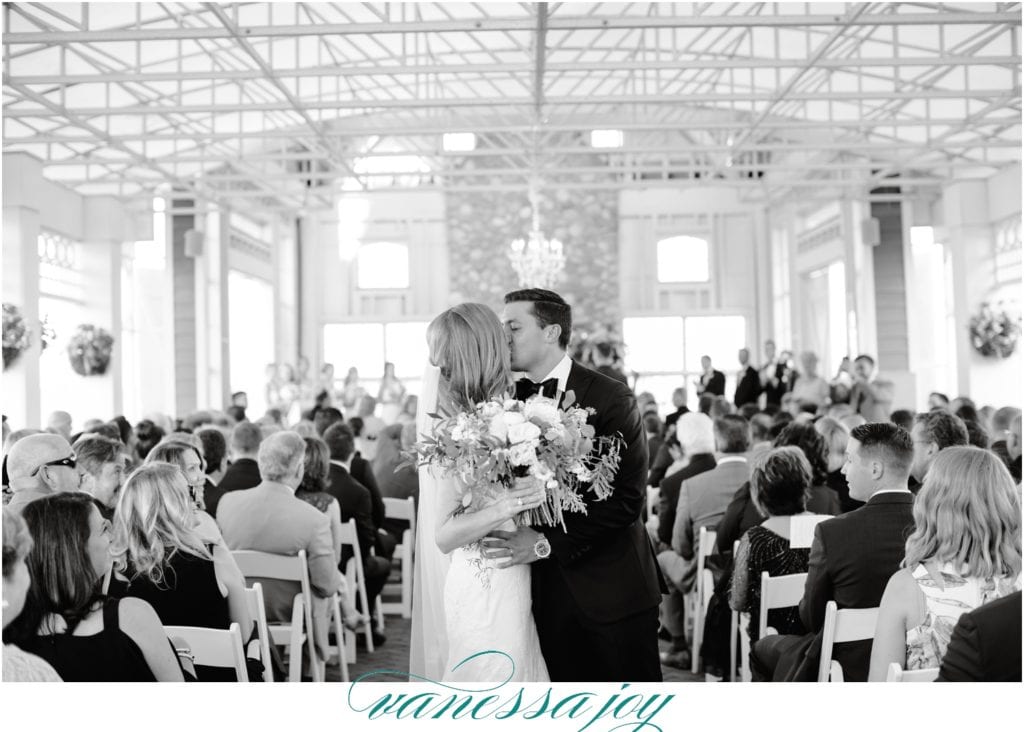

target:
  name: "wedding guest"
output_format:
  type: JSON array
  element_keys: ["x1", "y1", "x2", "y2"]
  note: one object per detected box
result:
[
  {"x1": 695, "y1": 355, "x2": 725, "y2": 398},
  {"x1": 936, "y1": 590, "x2": 1022, "y2": 682},
  {"x1": 396, "y1": 394, "x2": 418, "y2": 425},
  {"x1": 849, "y1": 354, "x2": 894, "y2": 422},
  {"x1": 962, "y1": 419, "x2": 991, "y2": 450},
  {"x1": 195, "y1": 427, "x2": 228, "y2": 518},
  {"x1": 1007, "y1": 413, "x2": 1022, "y2": 484},
  {"x1": 5, "y1": 434, "x2": 81, "y2": 514},
  {"x1": 729, "y1": 447, "x2": 814, "y2": 644},
  {"x1": 909, "y1": 409, "x2": 969, "y2": 489},
  {"x1": 133, "y1": 419, "x2": 165, "y2": 462},
  {"x1": 112, "y1": 463, "x2": 252, "y2": 680},
  {"x1": 217, "y1": 422, "x2": 263, "y2": 495},
  {"x1": 297, "y1": 437, "x2": 344, "y2": 562},
  {"x1": 927, "y1": 392, "x2": 950, "y2": 410},
  {"x1": 73, "y1": 435, "x2": 125, "y2": 520},
  {"x1": 790, "y1": 351, "x2": 829, "y2": 412},
  {"x1": 759, "y1": 340, "x2": 785, "y2": 407},
  {"x1": 734, "y1": 348, "x2": 762, "y2": 409},
  {"x1": 644, "y1": 414, "x2": 664, "y2": 471},
  {"x1": 663, "y1": 387, "x2": 689, "y2": 430},
  {"x1": 378, "y1": 362, "x2": 407, "y2": 424},
  {"x1": 379, "y1": 423, "x2": 421, "y2": 540},
  {"x1": 868, "y1": 446, "x2": 1021, "y2": 680},
  {"x1": 45, "y1": 411, "x2": 72, "y2": 442},
  {"x1": 889, "y1": 409, "x2": 915, "y2": 432},
  {"x1": 145, "y1": 442, "x2": 224, "y2": 549},
  {"x1": 592, "y1": 342, "x2": 629, "y2": 386},
  {"x1": 4, "y1": 493, "x2": 183, "y2": 681},
  {"x1": 814, "y1": 417, "x2": 862, "y2": 513},
  {"x1": 2, "y1": 508, "x2": 61, "y2": 681},
  {"x1": 771, "y1": 423, "x2": 840, "y2": 515},
  {"x1": 989, "y1": 406, "x2": 1021, "y2": 481},
  {"x1": 340, "y1": 367, "x2": 366, "y2": 414}
]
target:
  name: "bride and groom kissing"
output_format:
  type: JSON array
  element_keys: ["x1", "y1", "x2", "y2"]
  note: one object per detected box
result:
[{"x1": 410, "y1": 288, "x2": 666, "y2": 683}]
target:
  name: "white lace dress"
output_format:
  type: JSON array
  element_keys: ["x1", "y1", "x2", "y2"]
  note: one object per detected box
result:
[{"x1": 442, "y1": 508, "x2": 549, "y2": 683}]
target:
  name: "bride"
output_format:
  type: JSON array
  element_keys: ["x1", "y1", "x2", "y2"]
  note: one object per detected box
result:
[{"x1": 410, "y1": 303, "x2": 550, "y2": 682}]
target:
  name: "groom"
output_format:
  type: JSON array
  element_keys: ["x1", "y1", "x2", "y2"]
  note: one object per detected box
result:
[{"x1": 486, "y1": 288, "x2": 666, "y2": 681}]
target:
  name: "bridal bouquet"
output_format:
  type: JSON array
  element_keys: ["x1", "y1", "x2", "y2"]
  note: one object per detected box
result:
[{"x1": 411, "y1": 392, "x2": 623, "y2": 532}]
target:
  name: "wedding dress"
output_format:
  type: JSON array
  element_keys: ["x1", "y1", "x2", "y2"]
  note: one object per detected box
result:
[{"x1": 410, "y1": 364, "x2": 549, "y2": 683}]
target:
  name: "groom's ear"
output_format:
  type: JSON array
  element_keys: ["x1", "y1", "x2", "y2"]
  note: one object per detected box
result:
[{"x1": 544, "y1": 324, "x2": 561, "y2": 344}]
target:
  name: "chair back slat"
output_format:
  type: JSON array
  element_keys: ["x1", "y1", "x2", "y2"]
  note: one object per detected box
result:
[
  {"x1": 757, "y1": 571, "x2": 808, "y2": 639},
  {"x1": 165, "y1": 622, "x2": 248, "y2": 681},
  {"x1": 243, "y1": 583, "x2": 274, "y2": 682},
  {"x1": 818, "y1": 601, "x2": 879, "y2": 682}
]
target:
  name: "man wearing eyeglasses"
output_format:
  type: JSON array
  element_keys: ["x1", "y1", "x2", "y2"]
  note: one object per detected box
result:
[{"x1": 5, "y1": 433, "x2": 82, "y2": 513}]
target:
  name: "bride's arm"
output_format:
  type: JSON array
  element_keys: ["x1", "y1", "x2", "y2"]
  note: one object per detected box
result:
[{"x1": 435, "y1": 477, "x2": 545, "y2": 555}]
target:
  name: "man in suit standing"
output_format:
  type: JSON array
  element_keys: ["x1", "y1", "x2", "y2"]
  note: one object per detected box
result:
[
  {"x1": 734, "y1": 347, "x2": 762, "y2": 409},
  {"x1": 849, "y1": 354, "x2": 895, "y2": 423},
  {"x1": 216, "y1": 422, "x2": 263, "y2": 496},
  {"x1": 695, "y1": 355, "x2": 725, "y2": 398},
  {"x1": 216, "y1": 431, "x2": 342, "y2": 661},
  {"x1": 322, "y1": 422, "x2": 390, "y2": 647},
  {"x1": 937, "y1": 590, "x2": 1022, "y2": 682},
  {"x1": 751, "y1": 422, "x2": 915, "y2": 682},
  {"x1": 487, "y1": 288, "x2": 665, "y2": 682}
]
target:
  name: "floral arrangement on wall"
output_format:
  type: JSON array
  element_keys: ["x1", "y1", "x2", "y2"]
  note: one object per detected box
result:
[
  {"x1": 2, "y1": 303, "x2": 30, "y2": 370},
  {"x1": 968, "y1": 301, "x2": 1021, "y2": 359},
  {"x1": 68, "y1": 324, "x2": 115, "y2": 376}
]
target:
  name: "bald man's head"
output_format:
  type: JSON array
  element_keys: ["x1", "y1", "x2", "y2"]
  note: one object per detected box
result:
[
  {"x1": 7, "y1": 433, "x2": 81, "y2": 494},
  {"x1": 46, "y1": 411, "x2": 73, "y2": 440}
]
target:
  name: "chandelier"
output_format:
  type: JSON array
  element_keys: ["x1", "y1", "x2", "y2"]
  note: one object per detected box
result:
[{"x1": 508, "y1": 179, "x2": 566, "y2": 289}]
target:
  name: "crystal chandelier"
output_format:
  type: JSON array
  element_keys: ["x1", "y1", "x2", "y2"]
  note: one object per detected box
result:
[{"x1": 508, "y1": 179, "x2": 566, "y2": 289}]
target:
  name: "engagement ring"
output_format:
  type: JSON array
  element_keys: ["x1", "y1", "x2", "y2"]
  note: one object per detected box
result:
[{"x1": 517, "y1": 498, "x2": 523, "y2": 507}]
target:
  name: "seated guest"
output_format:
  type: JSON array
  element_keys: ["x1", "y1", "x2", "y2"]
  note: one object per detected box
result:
[
  {"x1": 729, "y1": 447, "x2": 814, "y2": 645},
  {"x1": 145, "y1": 441, "x2": 224, "y2": 549},
  {"x1": 937, "y1": 590, "x2": 1022, "y2": 682},
  {"x1": 927, "y1": 392, "x2": 950, "y2": 410},
  {"x1": 656, "y1": 413, "x2": 718, "y2": 551},
  {"x1": 217, "y1": 422, "x2": 263, "y2": 495},
  {"x1": 868, "y1": 446, "x2": 1021, "y2": 680},
  {"x1": 751, "y1": 421, "x2": 915, "y2": 682},
  {"x1": 989, "y1": 406, "x2": 1022, "y2": 482},
  {"x1": 397, "y1": 394, "x2": 418, "y2": 426},
  {"x1": 962, "y1": 419, "x2": 991, "y2": 450},
  {"x1": 73, "y1": 435, "x2": 125, "y2": 520},
  {"x1": 313, "y1": 406, "x2": 344, "y2": 438},
  {"x1": 1008, "y1": 413, "x2": 1022, "y2": 485},
  {"x1": 748, "y1": 413, "x2": 773, "y2": 459},
  {"x1": 297, "y1": 437, "x2": 344, "y2": 561},
  {"x1": 657, "y1": 415, "x2": 745, "y2": 668},
  {"x1": 347, "y1": 416, "x2": 395, "y2": 563},
  {"x1": 814, "y1": 417, "x2": 861, "y2": 513},
  {"x1": 772, "y1": 423, "x2": 840, "y2": 515},
  {"x1": 3, "y1": 508, "x2": 61, "y2": 681},
  {"x1": 4, "y1": 493, "x2": 183, "y2": 681},
  {"x1": 909, "y1": 409, "x2": 969, "y2": 493},
  {"x1": 323, "y1": 423, "x2": 390, "y2": 647},
  {"x1": 217, "y1": 431, "x2": 344, "y2": 661},
  {"x1": 45, "y1": 411, "x2": 73, "y2": 442},
  {"x1": 663, "y1": 387, "x2": 689, "y2": 431},
  {"x1": 371, "y1": 424, "x2": 405, "y2": 488},
  {"x1": 5, "y1": 434, "x2": 81, "y2": 514},
  {"x1": 889, "y1": 409, "x2": 915, "y2": 432},
  {"x1": 111, "y1": 463, "x2": 252, "y2": 681},
  {"x1": 643, "y1": 414, "x2": 664, "y2": 470},
  {"x1": 133, "y1": 419, "x2": 165, "y2": 462},
  {"x1": 195, "y1": 427, "x2": 228, "y2": 518},
  {"x1": 378, "y1": 423, "x2": 421, "y2": 543}
]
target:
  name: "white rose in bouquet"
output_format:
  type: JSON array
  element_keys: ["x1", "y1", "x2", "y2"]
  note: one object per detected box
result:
[
  {"x1": 488, "y1": 414, "x2": 509, "y2": 441},
  {"x1": 479, "y1": 400, "x2": 504, "y2": 419},
  {"x1": 508, "y1": 441, "x2": 538, "y2": 467},
  {"x1": 502, "y1": 411, "x2": 526, "y2": 427},
  {"x1": 524, "y1": 399, "x2": 561, "y2": 428},
  {"x1": 507, "y1": 421, "x2": 542, "y2": 445}
]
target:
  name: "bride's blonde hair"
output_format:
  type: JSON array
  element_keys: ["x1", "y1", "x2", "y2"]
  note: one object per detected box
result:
[{"x1": 428, "y1": 303, "x2": 512, "y2": 413}]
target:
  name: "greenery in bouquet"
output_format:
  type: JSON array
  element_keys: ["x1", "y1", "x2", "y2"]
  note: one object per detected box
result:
[
  {"x1": 2, "y1": 303, "x2": 31, "y2": 370},
  {"x1": 968, "y1": 301, "x2": 1021, "y2": 359},
  {"x1": 409, "y1": 393, "x2": 623, "y2": 532},
  {"x1": 68, "y1": 324, "x2": 115, "y2": 376}
]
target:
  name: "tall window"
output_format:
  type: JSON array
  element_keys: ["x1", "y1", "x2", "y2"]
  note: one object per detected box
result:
[
  {"x1": 657, "y1": 235, "x2": 709, "y2": 283},
  {"x1": 623, "y1": 314, "x2": 746, "y2": 411},
  {"x1": 357, "y1": 242, "x2": 410, "y2": 289}
]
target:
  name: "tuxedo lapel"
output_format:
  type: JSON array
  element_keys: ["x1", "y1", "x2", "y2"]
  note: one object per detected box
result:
[{"x1": 565, "y1": 360, "x2": 596, "y2": 408}]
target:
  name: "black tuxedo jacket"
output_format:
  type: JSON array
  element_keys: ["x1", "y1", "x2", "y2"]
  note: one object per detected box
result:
[
  {"x1": 534, "y1": 361, "x2": 666, "y2": 623},
  {"x1": 734, "y1": 365, "x2": 762, "y2": 408},
  {"x1": 699, "y1": 370, "x2": 726, "y2": 397},
  {"x1": 325, "y1": 463, "x2": 375, "y2": 566},
  {"x1": 796, "y1": 492, "x2": 915, "y2": 681},
  {"x1": 938, "y1": 591, "x2": 1022, "y2": 682},
  {"x1": 656, "y1": 453, "x2": 717, "y2": 546},
  {"x1": 351, "y1": 453, "x2": 385, "y2": 529},
  {"x1": 217, "y1": 458, "x2": 261, "y2": 495}
]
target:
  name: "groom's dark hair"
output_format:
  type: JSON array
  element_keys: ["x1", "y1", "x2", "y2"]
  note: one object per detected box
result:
[{"x1": 504, "y1": 289, "x2": 572, "y2": 349}]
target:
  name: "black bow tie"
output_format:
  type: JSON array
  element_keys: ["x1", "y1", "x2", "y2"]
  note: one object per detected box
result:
[{"x1": 515, "y1": 377, "x2": 559, "y2": 401}]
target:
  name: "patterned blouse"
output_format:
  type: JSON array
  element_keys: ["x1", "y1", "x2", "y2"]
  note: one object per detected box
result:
[
  {"x1": 730, "y1": 525, "x2": 810, "y2": 643},
  {"x1": 905, "y1": 563, "x2": 1021, "y2": 670}
]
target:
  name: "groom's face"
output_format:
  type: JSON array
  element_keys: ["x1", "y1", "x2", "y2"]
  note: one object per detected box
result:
[{"x1": 501, "y1": 301, "x2": 549, "y2": 373}]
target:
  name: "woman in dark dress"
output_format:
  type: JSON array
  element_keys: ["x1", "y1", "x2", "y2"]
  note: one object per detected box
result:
[
  {"x1": 4, "y1": 493, "x2": 183, "y2": 681},
  {"x1": 729, "y1": 447, "x2": 816, "y2": 644},
  {"x1": 111, "y1": 463, "x2": 251, "y2": 680}
]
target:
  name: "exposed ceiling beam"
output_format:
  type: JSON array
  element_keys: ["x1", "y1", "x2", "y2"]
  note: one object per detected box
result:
[{"x1": 4, "y1": 11, "x2": 1019, "y2": 44}]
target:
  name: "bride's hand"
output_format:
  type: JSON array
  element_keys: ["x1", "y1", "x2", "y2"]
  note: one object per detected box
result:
[{"x1": 499, "y1": 478, "x2": 547, "y2": 519}]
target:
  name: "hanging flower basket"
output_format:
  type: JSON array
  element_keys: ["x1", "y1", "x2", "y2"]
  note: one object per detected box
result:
[
  {"x1": 969, "y1": 302, "x2": 1021, "y2": 359},
  {"x1": 2, "y1": 303, "x2": 31, "y2": 370},
  {"x1": 68, "y1": 324, "x2": 115, "y2": 376}
]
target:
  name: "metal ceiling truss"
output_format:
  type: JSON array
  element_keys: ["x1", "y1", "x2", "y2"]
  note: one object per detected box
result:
[{"x1": 3, "y1": 2, "x2": 1020, "y2": 220}]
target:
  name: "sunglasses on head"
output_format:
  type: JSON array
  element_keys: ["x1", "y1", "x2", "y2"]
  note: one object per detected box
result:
[{"x1": 32, "y1": 454, "x2": 77, "y2": 476}]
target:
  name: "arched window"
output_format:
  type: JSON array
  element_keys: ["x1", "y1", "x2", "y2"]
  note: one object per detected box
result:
[
  {"x1": 657, "y1": 235, "x2": 709, "y2": 283},
  {"x1": 357, "y1": 241, "x2": 409, "y2": 289}
]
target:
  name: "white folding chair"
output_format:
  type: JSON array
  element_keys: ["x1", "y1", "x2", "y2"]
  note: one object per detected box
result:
[
  {"x1": 232, "y1": 549, "x2": 320, "y2": 682},
  {"x1": 886, "y1": 662, "x2": 940, "y2": 682},
  {"x1": 757, "y1": 571, "x2": 808, "y2": 639},
  {"x1": 689, "y1": 526, "x2": 717, "y2": 673},
  {"x1": 339, "y1": 519, "x2": 375, "y2": 656},
  {"x1": 327, "y1": 592, "x2": 351, "y2": 682},
  {"x1": 242, "y1": 583, "x2": 274, "y2": 682},
  {"x1": 818, "y1": 600, "x2": 879, "y2": 682},
  {"x1": 729, "y1": 539, "x2": 740, "y2": 682},
  {"x1": 738, "y1": 612, "x2": 752, "y2": 682},
  {"x1": 165, "y1": 622, "x2": 248, "y2": 682},
  {"x1": 381, "y1": 496, "x2": 416, "y2": 619}
]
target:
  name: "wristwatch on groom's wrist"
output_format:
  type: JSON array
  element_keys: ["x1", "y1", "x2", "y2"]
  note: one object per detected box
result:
[{"x1": 533, "y1": 535, "x2": 551, "y2": 559}]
